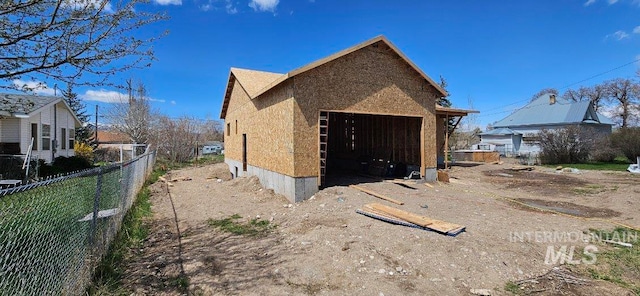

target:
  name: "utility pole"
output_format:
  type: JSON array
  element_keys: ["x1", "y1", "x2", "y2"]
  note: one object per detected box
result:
[{"x1": 95, "y1": 105, "x2": 99, "y2": 144}]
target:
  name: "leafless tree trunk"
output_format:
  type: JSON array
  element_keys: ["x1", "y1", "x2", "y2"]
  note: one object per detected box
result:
[
  {"x1": 106, "y1": 80, "x2": 154, "y2": 145},
  {"x1": 150, "y1": 116, "x2": 223, "y2": 163},
  {"x1": 605, "y1": 78, "x2": 640, "y2": 128}
]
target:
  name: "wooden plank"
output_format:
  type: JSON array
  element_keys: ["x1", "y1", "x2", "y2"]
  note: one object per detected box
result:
[
  {"x1": 349, "y1": 185, "x2": 404, "y2": 205},
  {"x1": 368, "y1": 203, "x2": 434, "y2": 227},
  {"x1": 423, "y1": 182, "x2": 434, "y2": 188},
  {"x1": 368, "y1": 203, "x2": 464, "y2": 234}
]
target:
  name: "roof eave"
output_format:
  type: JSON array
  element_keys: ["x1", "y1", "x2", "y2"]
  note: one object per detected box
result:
[
  {"x1": 220, "y1": 72, "x2": 236, "y2": 119},
  {"x1": 250, "y1": 35, "x2": 448, "y2": 99}
]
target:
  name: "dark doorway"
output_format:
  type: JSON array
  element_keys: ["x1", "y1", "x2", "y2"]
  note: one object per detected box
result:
[
  {"x1": 242, "y1": 134, "x2": 247, "y2": 171},
  {"x1": 319, "y1": 111, "x2": 423, "y2": 186}
]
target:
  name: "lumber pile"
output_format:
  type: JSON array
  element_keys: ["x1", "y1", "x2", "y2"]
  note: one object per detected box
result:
[{"x1": 357, "y1": 203, "x2": 465, "y2": 236}]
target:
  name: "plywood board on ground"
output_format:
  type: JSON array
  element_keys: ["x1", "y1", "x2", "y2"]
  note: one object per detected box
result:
[{"x1": 367, "y1": 203, "x2": 464, "y2": 234}]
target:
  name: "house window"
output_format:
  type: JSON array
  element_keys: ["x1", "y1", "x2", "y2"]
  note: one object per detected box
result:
[
  {"x1": 31, "y1": 123, "x2": 38, "y2": 150},
  {"x1": 68, "y1": 129, "x2": 74, "y2": 149},
  {"x1": 235, "y1": 120, "x2": 238, "y2": 134},
  {"x1": 61, "y1": 128, "x2": 67, "y2": 149},
  {"x1": 227, "y1": 123, "x2": 231, "y2": 136},
  {"x1": 42, "y1": 124, "x2": 50, "y2": 150}
]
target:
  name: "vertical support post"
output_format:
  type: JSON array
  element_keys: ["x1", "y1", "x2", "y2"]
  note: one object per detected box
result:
[
  {"x1": 444, "y1": 114, "x2": 449, "y2": 170},
  {"x1": 90, "y1": 167, "x2": 103, "y2": 246}
]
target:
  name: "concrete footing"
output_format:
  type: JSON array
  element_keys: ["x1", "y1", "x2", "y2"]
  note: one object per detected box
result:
[{"x1": 225, "y1": 158, "x2": 318, "y2": 203}]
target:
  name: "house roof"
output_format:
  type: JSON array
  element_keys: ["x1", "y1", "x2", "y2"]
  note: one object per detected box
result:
[
  {"x1": 493, "y1": 93, "x2": 613, "y2": 128},
  {"x1": 95, "y1": 130, "x2": 132, "y2": 144},
  {"x1": 480, "y1": 128, "x2": 522, "y2": 136},
  {"x1": 0, "y1": 93, "x2": 82, "y2": 126},
  {"x1": 220, "y1": 35, "x2": 448, "y2": 119}
]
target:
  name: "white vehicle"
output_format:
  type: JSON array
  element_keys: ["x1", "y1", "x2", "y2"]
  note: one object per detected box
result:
[{"x1": 202, "y1": 145, "x2": 223, "y2": 155}]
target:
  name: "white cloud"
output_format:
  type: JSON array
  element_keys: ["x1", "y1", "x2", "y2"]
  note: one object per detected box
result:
[
  {"x1": 80, "y1": 89, "x2": 127, "y2": 103},
  {"x1": 170, "y1": 100, "x2": 177, "y2": 105},
  {"x1": 12, "y1": 80, "x2": 57, "y2": 96},
  {"x1": 200, "y1": 0, "x2": 236, "y2": 13},
  {"x1": 80, "y1": 89, "x2": 165, "y2": 103},
  {"x1": 225, "y1": 0, "x2": 237, "y2": 14},
  {"x1": 249, "y1": 0, "x2": 279, "y2": 12},
  {"x1": 154, "y1": 0, "x2": 181, "y2": 5},
  {"x1": 608, "y1": 0, "x2": 618, "y2": 4},
  {"x1": 607, "y1": 30, "x2": 630, "y2": 41},
  {"x1": 200, "y1": 3, "x2": 212, "y2": 11},
  {"x1": 634, "y1": 26, "x2": 640, "y2": 34},
  {"x1": 584, "y1": 0, "x2": 596, "y2": 6}
]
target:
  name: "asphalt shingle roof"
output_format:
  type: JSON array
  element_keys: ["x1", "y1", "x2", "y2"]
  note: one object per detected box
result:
[{"x1": 0, "y1": 93, "x2": 59, "y2": 115}]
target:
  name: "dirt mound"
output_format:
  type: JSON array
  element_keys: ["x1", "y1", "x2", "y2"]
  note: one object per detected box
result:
[
  {"x1": 204, "y1": 164, "x2": 232, "y2": 181},
  {"x1": 227, "y1": 176, "x2": 265, "y2": 192}
]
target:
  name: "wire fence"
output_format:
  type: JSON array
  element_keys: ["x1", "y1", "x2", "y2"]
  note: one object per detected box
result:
[{"x1": 0, "y1": 151, "x2": 156, "y2": 295}]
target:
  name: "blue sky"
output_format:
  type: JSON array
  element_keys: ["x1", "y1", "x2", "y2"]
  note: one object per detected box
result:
[{"x1": 10, "y1": 0, "x2": 640, "y2": 129}]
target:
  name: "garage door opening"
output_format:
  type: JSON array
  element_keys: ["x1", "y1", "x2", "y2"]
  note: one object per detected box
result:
[{"x1": 319, "y1": 111, "x2": 423, "y2": 187}]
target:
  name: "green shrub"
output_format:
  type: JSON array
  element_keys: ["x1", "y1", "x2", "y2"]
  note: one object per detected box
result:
[
  {"x1": 611, "y1": 128, "x2": 640, "y2": 163},
  {"x1": 591, "y1": 136, "x2": 619, "y2": 163},
  {"x1": 538, "y1": 126, "x2": 595, "y2": 164}
]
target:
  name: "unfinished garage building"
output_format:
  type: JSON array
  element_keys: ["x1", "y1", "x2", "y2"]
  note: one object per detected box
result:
[{"x1": 220, "y1": 35, "x2": 473, "y2": 203}]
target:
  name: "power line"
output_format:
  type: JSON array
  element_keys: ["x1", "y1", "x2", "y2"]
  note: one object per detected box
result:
[{"x1": 478, "y1": 57, "x2": 640, "y2": 117}]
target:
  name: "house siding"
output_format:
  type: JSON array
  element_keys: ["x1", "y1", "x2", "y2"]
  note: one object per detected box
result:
[
  {"x1": 1, "y1": 118, "x2": 20, "y2": 142},
  {"x1": 224, "y1": 79, "x2": 295, "y2": 177},
  {"x1": 292, "y1": 43, "x2": 440, "y2": 177}
]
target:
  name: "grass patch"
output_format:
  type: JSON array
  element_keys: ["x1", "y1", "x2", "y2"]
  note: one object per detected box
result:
[
  {"x1": 572, "y1": 184, "x2": 611, "y2": 195},
  {"x1": 192, "y1": 154, "x2": 224, "y2": 166},
  {"x1": 544, "y1": 158, "x2": 631, "y2": 172},
  {"x1": 581, "y1": 227, "x2": 640, "y2": 294},
  {"x1": 504, "y1": 281, "x2": 521, "y2": 294},
  {"x1": 208, "y1": 214, "x2": 275, "y2": 236},
  {"x1": 86, "y1": 169, "x2": 159, "y2": 295}
]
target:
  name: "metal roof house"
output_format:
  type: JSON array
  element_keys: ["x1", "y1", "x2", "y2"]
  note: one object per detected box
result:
[
  {"x1": 220, "y1": 36, "x2": 475, "y2": 202},
  {"x1": 1, "y1": 94, "x2": 81, "y2": 164},
  {"x1": 481, "y1": 93, "x2": 613, "y2": 155}
]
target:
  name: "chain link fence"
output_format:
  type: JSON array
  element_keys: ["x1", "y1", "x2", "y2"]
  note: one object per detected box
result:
[{"x1": 0, "y1": 151, "x2": 156, "y2": 295}]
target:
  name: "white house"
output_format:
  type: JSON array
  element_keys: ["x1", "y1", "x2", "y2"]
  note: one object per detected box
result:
[
  {"x1": 481, "y1": 93, "x2": 613, "y2": 155},
  {"x1": 0, "y1": 93, "x2": 81, "y2": 163}
]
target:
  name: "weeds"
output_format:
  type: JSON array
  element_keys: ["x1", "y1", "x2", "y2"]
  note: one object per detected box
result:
[
  {"x1": 208, "y1": 214, "x2": 275, "y2": 236},
  {"x1": 86, "y1": 170, "x2": 158, "y2": 295},
  {"x1": 581, "y1": 228, "x2": 640, "y2": 294},
  {"x1": 504, "y1": 281, "x2": 521, "y2": 294}
]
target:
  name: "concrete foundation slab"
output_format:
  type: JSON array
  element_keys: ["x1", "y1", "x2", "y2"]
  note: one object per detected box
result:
[{"x1": 225, "y1": 158, "x2": 318, "y2": 203}]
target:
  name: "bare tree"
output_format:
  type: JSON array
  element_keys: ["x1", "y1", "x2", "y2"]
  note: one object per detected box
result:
[
  {"x1": 106, "y1": 80, "x2": 154, "y2": 145},
  {"x1": 530, "y1": 88, "x2": 559, "y2": 102},
  {"x1": 0, "y1": 0, "x2": 167, "y2": 89},
  {"x1": 563, "y1": 84, "x2": 608, "y2": 112},
  {"x1": 562, "y1": 87, "x2": 589, "y2": 102},
  {"x1": 604, "y1": 78, "x2": 640, "y2": 128}
]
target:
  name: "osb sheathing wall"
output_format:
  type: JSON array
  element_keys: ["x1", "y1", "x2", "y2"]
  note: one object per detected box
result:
[
  {"x1": 292, "y1": 42, "x2": 440, "y2": 177},
  {"x1": 224, "y1": 79, "x2": 295, "y2": 176}
]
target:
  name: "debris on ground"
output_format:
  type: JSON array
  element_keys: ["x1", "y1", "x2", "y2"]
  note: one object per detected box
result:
[
  {"x1": 628, "y1": 163, "x2": 640, "y2": 174},
  {"x1": 559, "y1": 167, "x2": 581, "y2": 174},
  {"x1": 509, "y1": 166, "x2": 535, "y2": 171},
  {"x1": 437, "y1": 170, "x2": 450, "y2": 183},
  {"x1": 357, "y1": 203, "x2": 465, "y2": 236}
]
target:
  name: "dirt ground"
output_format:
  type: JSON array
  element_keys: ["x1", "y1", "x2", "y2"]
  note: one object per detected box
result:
[{"x1": 122, "y1": 160, "x2": 640, "y2": 295}]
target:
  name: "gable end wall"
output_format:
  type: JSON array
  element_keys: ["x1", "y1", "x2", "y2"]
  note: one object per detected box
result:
[{"x1": 291, "y1": 43, "x2": 441, "y2": 177}]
